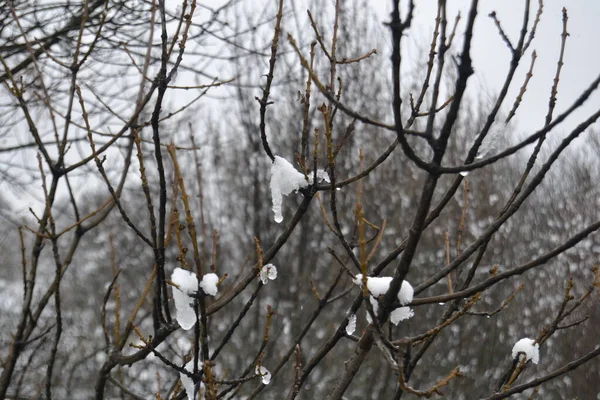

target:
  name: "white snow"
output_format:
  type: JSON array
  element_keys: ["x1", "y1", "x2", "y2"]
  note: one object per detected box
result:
[
  {"x1": 308, "y1": 169, "x2": 330, "y2": 184},
  {"x1": 390, "y1": 307, "x2": 414, "y2": 325},
  {"x1": 255, "y1": 365, "x2": 271, "y2": 385},
  {"x1": 397, "y1": 281, "x2": 414, "y2": 305},
  {"x1": 180, "y1": 360, "x2": 204, "y2": 400},
  {"x1": 512, "y1": 338, "x2": 540, "y2": 364},
  {"x1": 353, "y1": 274, "x2": 414, "y2": 305},
  {"x1": 366, "y1": 296, "x2": 379, "y2": 324},
  {"x1": 199, "y1": 273, "x2": 219, "y2": 296},
  {"x1": 346, "y1": 314, "x2": 356, "y2": 335},
  {"x1": 354, "y1": 274, "x2": 392, "y2": 296},
  {"x1": 353, "y1": 274, "x2": 415, "y2": 324},
  {"x1": 171, "y1": 268, "x2": 198, "y2": 330},
  {"x1": 259, "y1": 263, "x2": 278, "y2": 284},
  {"x1": 179, "y1": 360, "x2": 194, "y2": 400},
  {"x1": 181, "y1": 361, "x2": 194, "y2": 400},
  {"x1": 270, "y1": 156, "x2": 309, "y2": 223}
]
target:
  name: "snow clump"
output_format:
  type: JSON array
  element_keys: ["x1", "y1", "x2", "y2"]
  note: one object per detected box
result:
[
  {"x1": 353, "y1": 274, "x2": 414, "y2": 325},
  {"x1": 180, "y1": 360, "x2": 205, "y2": 400},
  {"x1": 199, "y1": 273, "x2": 219, "y2": 296},
  {"x1": 512, "y1": 338, "x2": 540, "y2": 364},
  {"x1": 172, "y1": 269, "x2": 220, "y2": 330},
  {"x1": 308, "y1": 169, "x2": 330, "y2": 184},
  {"x1": 255, "y1": 365, "x2": 272, "y2": 385},
  {"x1": 171, "y1": 268, "x2": 199, "y2": 330},
  {"x1": 346, "y1": 314, "x2": 357, "y2": 335},
  {"x1": 353, "y1": 274, "x2": 414, "y2": 305},
  {"x1": 259, "y1": 263, "x2": 278, "y2": 284},
  {"x1": 390, "y1": 307, "x2": 414, "y2": 324},
  {"x1": 270, "y1": 156, "x2": 309, "y2": 223}
]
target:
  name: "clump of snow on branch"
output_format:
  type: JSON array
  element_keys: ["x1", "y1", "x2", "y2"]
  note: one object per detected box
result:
[
  {"x1": 346, "y1": 314, "x2": 356, "y2": 335},
  {"x1": 171, "y1": 268, "x2": 198, "y2": 330},
  {"x1": 270, "y1": 156, "x2": 309, "y2": 223},
  {"x1": 512, "y1": 338, "x2": 540, "y2": 364},
  {"x1": 199, "y1": 273, "x2": 219, "y2": 296},
  {"x1": 180, "y1": 360, "x2": 204, "y2": 400},
  {"x1": 353, "y1": 274, "x2": 414, "y2": 305},
  {"x1": 397, "y1": 281, "x2": 414, "y2": 305},
  {"x1": 255, "y1": 365, "x2": 271, "y2": 385},
  {"x1": 365, "y1": 295, "x2": 379, "y2": 324},
  {"x1": 353, "y1": 274, "x2": 414, "y2": 325},
  {"x1": 308, "y1": 169, "x2": 330, "y2": 184},
  {"x1": 180, "y1": 361, "x2": 194, "y2": 400},
  {"x1": 259, "y1": 263, "x2": 278, "y2": 284},
  {"x1": 390, "y1": 307, "x2": 414, "y2": 324},
  {"x1": 354, "y1": 275, "x2": 392, "y2": 296}
]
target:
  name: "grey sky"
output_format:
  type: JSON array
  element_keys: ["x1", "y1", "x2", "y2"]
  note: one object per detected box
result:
[{"x1": 369, "y1": 0, "x2": 600, "y2": 135}]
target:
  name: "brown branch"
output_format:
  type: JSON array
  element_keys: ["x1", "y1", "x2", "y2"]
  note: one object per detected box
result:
[{"x1": 398, "y1": 365, "x2": 462, "y2": 398}]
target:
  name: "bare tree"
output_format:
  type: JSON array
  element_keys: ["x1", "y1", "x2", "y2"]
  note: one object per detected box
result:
[{"x1": 1, "y1": 0, "x2": 599, "y2": 399}]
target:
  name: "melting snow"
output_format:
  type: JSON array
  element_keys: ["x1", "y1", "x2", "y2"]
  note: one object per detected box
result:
[
  {"x1": 171, "y1": 268, "x2": 198, "y2": 330},
  {"x1": 180, "y1": 360, "x2": 204, "y2": 400},
  {"x1": 259, "y1": 263, "x2": 278, "y2": 284},
  {"x1": 346, "y1": 314, "x2": 357, "y2": 335},
  {"x1": 255, "y1": 365, "x2": 272, "y2": 385},
  {"x1": 270, "y1": 156, "x2": 309, "y2": 223},
  {"x1": 308, "y1": 169, "x2": 330, "y2": 184}
]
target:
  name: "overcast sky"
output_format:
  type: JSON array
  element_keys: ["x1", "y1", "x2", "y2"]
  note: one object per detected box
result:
[{"x1": 370, "y1": 0, "x2": 600, "y2": 135}]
